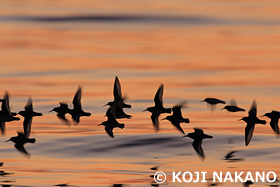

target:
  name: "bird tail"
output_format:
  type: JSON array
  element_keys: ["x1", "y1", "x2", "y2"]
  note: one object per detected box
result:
[{"x1": 28, "y1": 138, "x2": 36, "y2": 143}]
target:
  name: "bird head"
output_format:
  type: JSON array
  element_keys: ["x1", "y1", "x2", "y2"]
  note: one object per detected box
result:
[
  {"x1": 143, "y1": 107, "x2": 153, "y2": 112},
  {"x1": 238, "y1": 117, "x2": 247, "y2": 122}
]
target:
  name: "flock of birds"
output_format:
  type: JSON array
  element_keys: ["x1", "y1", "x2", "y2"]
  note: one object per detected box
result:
[{"x1": 1, "y1": 76, "x2": 280, "y2": 159}]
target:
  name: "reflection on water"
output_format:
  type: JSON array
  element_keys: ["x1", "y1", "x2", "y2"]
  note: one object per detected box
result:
[{"x1": 0, "y1": 0, "x2": 280, "y2": 186}]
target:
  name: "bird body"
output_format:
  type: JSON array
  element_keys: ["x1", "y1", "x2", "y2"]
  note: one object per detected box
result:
[
  {"x1": 223, "y1": 99, "x2": 245, "y2": 112},
  {"x1": 144, "y1": 84, "x2": 171, "y2": 132},
  {"x1": 0, "y1": 92, "x2": 20, "y2": 135},
  {"x1": 50, "y1": 103, "x2": 69, "y2": 123},
  {"x1": 67, "y1": 86, "x2": 91, "y2": 124},
  {"x1": 163, "y1": 101, "x2": 189, "y2": 134},
  {"x1": 240, "y1": 100, "x2": 266, "y2": 146},
  {"x1": 105, "y1": 76, "x2": 131, "y2": 119},
  {"x1": 18, "y1": 97, "x2": 42, "y2": 137},
  {"x1": 202, "y1": 98, "x2": 225, "y2": 105},
  {"x1": 99, "y1": 107, "x2": 125, "y2": 138},
  {"x1": 5, "y1": 132, "x2": 36, "y2": 156},
  {"x1": 183, "y1": 128, "x2": 213, "y2": 159},
  {"x1": 262, "y1": 110, "x2": 280, "y2": 135}
]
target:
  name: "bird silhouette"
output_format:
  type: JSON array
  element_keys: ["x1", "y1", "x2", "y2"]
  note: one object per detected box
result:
[
  {"x1": 144, "y1": 84, "x2": 171, "y2": 132},
  {"x1": 202, "y1": 98, "x2": 225, "y2": 111},
  {"x1": 223, "y1": 150, "x2": 244, "y2": 162},
  {"x1": 105, "y1": 76, "x2": 132, "y2": 109},
  {"x1": 239, "y1": 100, "x2": 266, "y2": 146},
  {"x1": 150, "y1": 166, "x2": 159, "y2": 170},
  {"x1": 183, "y1": 128, "x2": 213, "y2": 159},
  {"x1": 262, "y1": 111, "x2": 280, "y2": 136},
  {"x1": 50, "y1": 102, "x2": 69, "y2": 124},
  {"x1": 0, "y1": 92, "x2": 20, "y2": 135},
  {"x1": 222, "y1": 99, "x2": 245, "y2": 112},
  {"x1": 68, "y1": 86, "x2": 91, "y2": 124},
  {"x1": 98, "y1": 107, "x2": 125, "y2": 138},
  {"x1": 104, "y1": 76, "x2": 131, "y2": 119},
  {"x1": 18, "y1": 97, "x2": 42, "y2": 137},
  {"x1": 5, "y1": 132, "x2": 36, "y2": 157},
  {"x1": 162, "y1": 101, "x2": 189, "y2": 135}
]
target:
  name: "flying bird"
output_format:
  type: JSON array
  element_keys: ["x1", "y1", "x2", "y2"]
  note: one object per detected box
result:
[
  {"x1": 98, "y1": 107, "x2": 125, "y2": 138},
  {"x1": 144, "y1": 84, "x2": 171, "y2": 132},
  {"x1": 183, "y1": 128, "x2": 213, "y2": 159},
  {"x1": 202, "y1": 98, "x2": 225, "y2": 111},
  {"x1": 105, "y1": 76, "x2": 132, "y2": 109},
  {"x1": 222, "y1": 99, "x2": 245, "y2": 112},
  {"x1": 18, "y1": 97, "x2": 42, "y2": 137},
  {"x1": 5, "y1": 132, "x2": 36, "y2": 157},
  {"x1": 0, "y1": 91, "x2": 20, "y2": 135},
  {"x1": 262, "y1": 110, "x2": 280, "y2": 136},
  {"x1": 239, "y1": 100, "x2": 266, "y2": 146},
  {"x1": 162, "y1": 101, "x2": 189, "y2": 135},
  {"x1": 104, "y1": 76, "x2": 131, "y2": 119},
  {"x1": 68, "y1": 86, "x2": 91, "y2": 124},
  {"x1": 50, "y1": 102, "x2": 69, "y2": 124}
]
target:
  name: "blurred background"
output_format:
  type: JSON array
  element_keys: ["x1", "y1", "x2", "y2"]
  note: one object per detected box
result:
[{"x1": 0, "y1": 0, "x2": 280, "y2": 186}]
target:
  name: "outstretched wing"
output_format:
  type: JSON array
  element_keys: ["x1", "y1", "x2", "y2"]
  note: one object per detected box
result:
[
  {"x1": 105, "y1": 126, "x2": 114, "y2": 138},
  {"x1": 113, "y1": 76, "x2": 122, "y2": 101},
  {"x1": 248, "y1": 100, "x2": 257, "y2": 118},
  {"x1": 245, "y1": 123, "x2": 255, "y2": 146},
  {"x1": 172, "y1": 101, "x2": 187, "y2": 119},
  {"x1": 23, "y1": 116, "x2": 32, "y2": 138},
  {"x1": 171, "y1": 121, "x2": 185, "y2": 135},
  {"x1": 192, "y1": 139, "x2": 204, "y2": 159},
  {"x1": 154, "y1": 84, "x2": 163, "y2": 108},
  {"x1": 25, "y1": 97, "x2": 33, "y2": 112},
  {"x1": 72, "y1": 86, "x2": 82, "y2": 111},
  {"x1": 151, "y1": 112, "x2": 160, "y2": 132},
  {"x1": 2, "y1": 92, "x2": 12, "y2": 116},
  {"x1": 14, "y1": 143, "x2": 29, "y2": 156},
  {"x1": 270, "y1": 117, "x2": 280, "y2": 134}
]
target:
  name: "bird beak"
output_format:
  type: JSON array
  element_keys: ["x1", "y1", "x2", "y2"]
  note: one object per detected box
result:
[
  {"x1": 4, "y1": 140, "x2": 10, "y2": 143},
  {"x1": 103, "y1": 104, "x2": 108, "y2": 107},
  {"x1": 161, "y1": 118, "x2": 167, "y2": 121},
  {"x1": 181, "y1": 135, "x2": 187, "y2": 138},
  {"x1": 260, "y1": 115, "x2": 265, "y2": 117},
  {"x1": 201, "y1": 100, "x2": 205, "y2": 102},
  {"x1": 49, "y1": 110, "x2": 54, "y2": 113},
  {"x1": 143, "y1": 109, "x2": 147, "y2": 112},
  {"x1": 237, "y1": 118, "x2": 242, "y2": 121}
]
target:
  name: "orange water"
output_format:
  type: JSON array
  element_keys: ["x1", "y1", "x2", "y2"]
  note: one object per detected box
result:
[{"x1": 0, "y1": 0, "x2": 280, "y2": 186}]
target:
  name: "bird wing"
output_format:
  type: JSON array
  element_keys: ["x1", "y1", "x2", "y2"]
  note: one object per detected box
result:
[
  {"x1": 14, "y1": 143, "x2": 29, "y2": 156},
  {"x1": 23, "y1": 116, "x2": 32, "y2": 138},
  {"x1": 0, "y1": 120, "x2": 5, "y2": 134},
  {"x1": 270, "y1": 117, "x2": 280, "y2": 134},
  {"x1": 72, "y1": 86, "x2": 82, "y2": 111},
  {"x1": 57, "y1": 113, "x2": 69, "y2": 124},
  {"x1": 24, "y1": 97, "x2": 33, "y2": 112},
  {"x1": 248, "y1": 100, "x2": 257, "y2": 118},
  {"x1": 151, "y1": 112, "x2": 160, "y2": 132},
  {"x1": 245, "y1": 123, "x2": 255, "y2": 146},
  {"x1": 226, "y1": 151, "x2": 237, "y2": 158},
  {"x1": 230, "y1": 98, "x2": 237, "y2": 106},
  {"x1": 71, "y1": 114, "x2": 80, "y2": 124},
  {"x1": 105, "y1": 126, "x2": 114, "y2": 138},
  {"x1": 59, "y1": 102, "x2": 68, "y2": 110},
  {"x1": 192, "y1": 139, "x2": 204, "y2": 159},
  {"x1": 2, "y1": 92, "x2": 12, "y2": 116},
  {"x1": 113, "y1": 76, "x2": 122, "y2": 101},
  {"x1": 172, "y1": 105, "x2": 183, "y2": 119},
  {"x1": 154, "y1": 84, "x2": 163, "y2": 108},
  {"x1": 171, "y1": 121, "x2": 185, "y2": 135}
]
